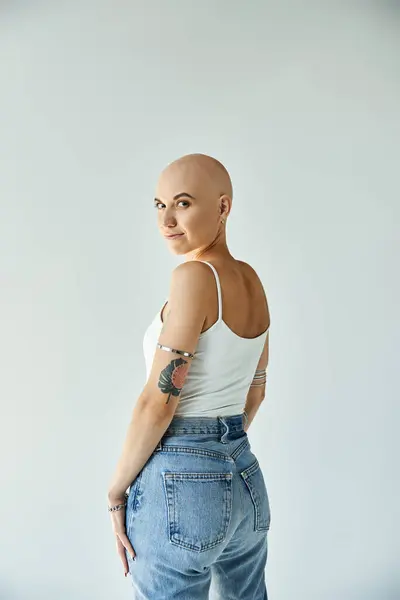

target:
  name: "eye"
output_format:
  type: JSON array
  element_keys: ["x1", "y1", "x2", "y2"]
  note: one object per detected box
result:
[{"x1": 154, "y1": 201, "x2": 190, "y2": 209}]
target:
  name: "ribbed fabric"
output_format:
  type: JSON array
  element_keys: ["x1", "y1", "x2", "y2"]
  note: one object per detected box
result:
[{"x1": 142, "y1": 261, "x2": 269, "y2": 417}]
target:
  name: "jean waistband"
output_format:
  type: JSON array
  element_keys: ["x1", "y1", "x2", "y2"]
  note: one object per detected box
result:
[{"x1": 156, "y1": 411, "x2": 248, "y2": 449}]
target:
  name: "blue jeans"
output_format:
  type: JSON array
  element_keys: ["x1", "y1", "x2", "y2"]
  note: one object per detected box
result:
[{"x1": 125, "y1": 412, "x2": 271, "y2": 599}]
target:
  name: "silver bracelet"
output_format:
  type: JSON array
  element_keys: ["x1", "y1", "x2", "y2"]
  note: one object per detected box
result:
[
  {"x1": 156, "y1": 342, "x2": 194, "y2": 359},
  {"x1": 250, "y1": 368, "x2": 267, "y2": 387},
  {"x1": 254, "y1": 368, "x2": 267, "y2": 375}
]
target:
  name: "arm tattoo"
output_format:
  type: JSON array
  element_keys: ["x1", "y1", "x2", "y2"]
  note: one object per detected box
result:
[{"x1": 158, "y1": 357, "x2": 189, "y2": 404}]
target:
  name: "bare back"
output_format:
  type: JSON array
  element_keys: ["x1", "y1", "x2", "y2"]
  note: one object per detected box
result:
[{"x1": 199, "y1": 259, "x2": 270, "y2": 339}]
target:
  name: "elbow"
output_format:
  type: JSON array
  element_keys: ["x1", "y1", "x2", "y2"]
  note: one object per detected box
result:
[{"x1": 137, "y1": 392, "x2": 176, "y2": 424}]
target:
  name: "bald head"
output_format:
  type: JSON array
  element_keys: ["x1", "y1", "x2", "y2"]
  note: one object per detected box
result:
[
  {"x1": 157, "y1": 153, "x2": 233, "y2": 203},
  {"x1": 154, "y1": 154, "x2": 232, "y2": 257}
]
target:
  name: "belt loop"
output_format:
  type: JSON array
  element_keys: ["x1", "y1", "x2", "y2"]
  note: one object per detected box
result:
[{"x1": 218, "y1": 416, "x2": 229, "y2": 444}]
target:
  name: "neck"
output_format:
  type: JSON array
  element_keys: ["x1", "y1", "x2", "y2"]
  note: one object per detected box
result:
[{"x1": 185, "y1": 240, "x2": 233, "y2": 263}]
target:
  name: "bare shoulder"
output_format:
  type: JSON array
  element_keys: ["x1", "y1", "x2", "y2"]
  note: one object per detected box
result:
[
  {"x1": 236, "y1": 259, "x2": 259, "y2": 274},
  {"x1": 236, "y1": 260, "x2": 265, "y2": 288},
  {"x1": 236, "y1": 259, "x2": 270, "y2": 315},
  {"x1": 169, "y1": 260, "x2": 215, "y2": 296},
  {"x1": 173, "y1": 260, "x2": 213, "y2": 275},
  {"x1": 171, "y1": 260, "x2": 215, "y2": 282}
]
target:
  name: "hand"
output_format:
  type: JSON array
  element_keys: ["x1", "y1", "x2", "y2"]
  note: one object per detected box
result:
[{"x1": 108, "y1": 495, "x2": 136, "y2": 577}]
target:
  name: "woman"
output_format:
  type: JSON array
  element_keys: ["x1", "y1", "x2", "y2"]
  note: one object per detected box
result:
[{"x1": 107, "y1": 153, "x2": 271, "y2": 599}]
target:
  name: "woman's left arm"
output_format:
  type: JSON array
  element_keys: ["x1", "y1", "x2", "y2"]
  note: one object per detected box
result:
[
  {"x1": 107, "y1": 398, "x2": 174, "y2": 504},
  {"x1": 107, "y1": 261, "x2": 210, "y2": 505}
]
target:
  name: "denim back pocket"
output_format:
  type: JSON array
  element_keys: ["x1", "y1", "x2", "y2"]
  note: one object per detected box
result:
[
  {"x1": 162, "y1": 471, "x2": 233, "y2": 552},
  {"x1": 240, "y1": 458, "x2": 271, "y2": 532}
]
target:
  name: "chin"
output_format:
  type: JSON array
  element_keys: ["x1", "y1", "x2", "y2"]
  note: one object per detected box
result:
[{"x1": 165, "y1": 236, "x2": 190, "y2": 256}]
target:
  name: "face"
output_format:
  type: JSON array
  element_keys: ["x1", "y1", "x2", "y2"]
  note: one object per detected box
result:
[{"x1": 154, "y1": 161, "x2": 227, "y2": 258}]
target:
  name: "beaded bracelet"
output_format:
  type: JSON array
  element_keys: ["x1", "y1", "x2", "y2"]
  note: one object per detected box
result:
[{"x1": 108, "y1": 491, "x2": 129, "y2": 513}]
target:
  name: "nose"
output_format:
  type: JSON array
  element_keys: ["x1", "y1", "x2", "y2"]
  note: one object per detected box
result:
[{"x1": 162, "y1": 210, "x2": 177, "y2": 228}]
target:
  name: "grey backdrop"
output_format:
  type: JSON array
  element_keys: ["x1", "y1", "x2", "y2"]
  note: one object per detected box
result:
[{"x1": 1, "y1": 1, "x2": 399, "y2": 599}]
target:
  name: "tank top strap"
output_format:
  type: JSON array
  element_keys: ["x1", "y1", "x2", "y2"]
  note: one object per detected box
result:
[{"x1": 199, "y1": 261, "x2": 222, "y2": 321}]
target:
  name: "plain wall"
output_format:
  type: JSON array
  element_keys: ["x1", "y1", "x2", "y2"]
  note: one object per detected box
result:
[{"x1": 0, "y1": 1, "x2": 399, "y2": 599}]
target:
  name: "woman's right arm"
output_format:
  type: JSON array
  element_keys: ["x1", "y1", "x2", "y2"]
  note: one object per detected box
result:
[{"x1": 244, "y1": 331, "x2": 269, "y2": 432}]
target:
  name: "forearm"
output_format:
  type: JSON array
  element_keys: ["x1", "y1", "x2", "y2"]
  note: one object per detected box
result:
[
  {"x1": 244, "y1": 390, "x2": 265, "y2": 432},
  {"x1": 107, "y1": 397, "x2": 172, "y2": 504}
]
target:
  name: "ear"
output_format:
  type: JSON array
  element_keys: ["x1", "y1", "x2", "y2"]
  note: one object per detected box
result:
[{"x1": 219, "y1": 194, "x2": 231, "y2": 217}]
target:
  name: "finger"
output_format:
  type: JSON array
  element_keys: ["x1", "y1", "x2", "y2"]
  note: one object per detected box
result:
[
  {"x1": 118, "y1": 530, "x2": 136, "y2": 560},
  {"x1": 116, "y1": 536, "x2": 130, "y2": 575}
]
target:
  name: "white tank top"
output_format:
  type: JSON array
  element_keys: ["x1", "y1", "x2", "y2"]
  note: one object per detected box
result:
[{"x1": 142, "y1": 261, "x2": 269, "y2": 417}]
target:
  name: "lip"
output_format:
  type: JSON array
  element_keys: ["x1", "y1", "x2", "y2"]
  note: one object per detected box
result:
[{"x1": 164, "y1": 233, "x2": 184, "y2": 239}]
